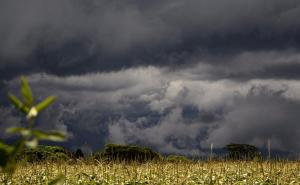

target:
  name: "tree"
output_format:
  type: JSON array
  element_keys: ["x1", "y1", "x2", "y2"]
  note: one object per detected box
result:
[
  {"x1": 94, "y1": 144, "x2": 161, "y2": 162},
  {"x1": 75, "y1": 149, "x2": 84, "y2": 158},
  {"x1": 224, "y1": 143, "x2": 260, "y2": 160},
  {"x1": 19, "y1": 145, "x2": 69, "y2": 162}
]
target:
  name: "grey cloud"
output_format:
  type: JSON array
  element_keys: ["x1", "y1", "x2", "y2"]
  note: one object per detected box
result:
[
  {"x1": 0, "y1": 1, "x2": 175, "y2": 73},
  {"x1": 2, "y1": 1, "x2": 300, "y2": 156},
  {"x1": 206, "y1": 85, "x2": 300, "y2": 152},
  {"x1": 4, "y1": 67, "x2": 300, "y2": 155},
  {"x1": 179, "y1": 50, "x2": 300, "y2": 80},
  {"x1": 108, "y1": 107, "x2": 206, "y2": 155},
  {"x1": 0, "y1": 107, "x2": 22, "y2": 138},
  {"x1": 1, "y1": 1, "x2": 300, "y2": 80},
  {"x1": 109, "y1": 80, "x2": 300, "y2": 155},
  {"x1": 162, "y1": 0, "x2": 300, "y2": 35}
]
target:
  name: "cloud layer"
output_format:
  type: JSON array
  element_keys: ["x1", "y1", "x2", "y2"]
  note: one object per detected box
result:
[
  {"x1": 4, "y1": 67, "x2": 300, "y2": 155},
  {"x1": 1, "y1": 1, "x2": 300, "y2": 155},
  {"x1": 1, "y1": 0, "x2": 300, "y2": 79}
]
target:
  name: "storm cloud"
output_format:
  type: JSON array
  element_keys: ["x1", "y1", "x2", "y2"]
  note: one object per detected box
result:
[
  {"x1": 1, "y1": 0, "x2": 300, "y2": 78},
  {"x1": 3, "y1": 67, "x2": 300, "y2": 155},
  {"x1": 1, "y1": 1, "x2": 300, "y2": 155}
]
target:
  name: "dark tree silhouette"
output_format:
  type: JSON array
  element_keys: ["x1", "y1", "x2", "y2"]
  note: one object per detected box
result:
[
  {"x1": 18, "y1": 145, "x2": 69, "y2": 162},
  {"x1": 224, "y1": 143, "x2": 260, "y2": 160},
  {"x1": 94, "y1": 144, "x2": 161, "y2": 162},
  {"x1": 75, "y1": 149, "x2": 84, "y2": 158}
]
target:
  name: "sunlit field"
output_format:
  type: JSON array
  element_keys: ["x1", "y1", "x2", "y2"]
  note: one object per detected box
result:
[{"x1": 2, "y1": 160, "x2": 300, "y2": 184}]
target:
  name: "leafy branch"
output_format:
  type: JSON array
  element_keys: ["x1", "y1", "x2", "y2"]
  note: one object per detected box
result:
[{"x1": 0, "y1": 76, "x2": 65, "y2": 184}]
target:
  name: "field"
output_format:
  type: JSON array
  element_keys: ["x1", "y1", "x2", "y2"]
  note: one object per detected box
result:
[{"x1": 2, "y1": 160, "x2": 300, "y2": 184}]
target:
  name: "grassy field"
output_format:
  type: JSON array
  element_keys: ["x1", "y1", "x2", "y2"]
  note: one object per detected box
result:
[{"x1": 2, "y1": 160, "x2": 300, "y2": 184}]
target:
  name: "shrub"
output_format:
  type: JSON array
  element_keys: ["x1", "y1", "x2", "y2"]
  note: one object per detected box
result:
[
  {"x1": 224, "y1": 143, "x2": 261, "y2": 160},
  {"x1": 18, "y1": 145, "x2": 69, "y2": 162},
  {"x1": 74, "y1": 149, "x2": 84, "y2": 158},
  {"x1": 166, "y1": 155, "x2": 191, "y2": 163},
  {"x1": 94, "y1": 144, "x2": 161, "y2": 162}
]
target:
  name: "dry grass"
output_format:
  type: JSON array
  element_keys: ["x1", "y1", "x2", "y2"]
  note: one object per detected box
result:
[{"x1": 2, "y1": 160, "x2": 300, "y2": 184}]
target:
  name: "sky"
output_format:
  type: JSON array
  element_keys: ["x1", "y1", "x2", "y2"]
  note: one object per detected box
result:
[{"x1": 1, "y1": 0, "x2": 300, "y2": 155}]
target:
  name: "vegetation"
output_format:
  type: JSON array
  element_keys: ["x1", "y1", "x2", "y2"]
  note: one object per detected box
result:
[
  {"x1": 224, "y1": 143, "x2": 261, "y2": 160},
  {"x1": 18, "y1": 145, "x2": 69, "y2": 162},
  {"x1": 0, "y1": 76, "x2": 65, "y2": 184},
  {"x1": 94, "y1": 144, "x2": 161, "y2": 162},
  {"x1": 166, "y1": 155, "x2": 191, "y2": 163},
  {"x1": 74, "y1": 149, "x2": 84, "y2": 159},
  {"x1": 1, "y1": 159, "x2": 300, "y2": 184}
]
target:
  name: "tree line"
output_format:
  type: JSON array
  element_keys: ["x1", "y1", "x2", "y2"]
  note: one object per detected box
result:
[{"x1": 17, "y1": 143, "x2": 261, "y2": 163}]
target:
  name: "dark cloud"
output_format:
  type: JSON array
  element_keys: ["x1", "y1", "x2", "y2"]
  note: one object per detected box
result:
[
  {"x1": 1, "y1": 0, "x2": 300, "y2": 80},
  {"x1": 206, "y1": 85, "x2": 300, "y2": 151},
  {"x1": 2, "y1": 1, "x2": 300, "y2": 155}
]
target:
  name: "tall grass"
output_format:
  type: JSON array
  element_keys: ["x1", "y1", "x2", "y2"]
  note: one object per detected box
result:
[{"x1": 2, "y1": 159, "x2": 300, "y2": 184}]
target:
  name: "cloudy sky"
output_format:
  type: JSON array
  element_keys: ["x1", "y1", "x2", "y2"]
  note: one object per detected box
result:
[{"x1": 1, "y1": 0, "x2": 300, "y2": 155}]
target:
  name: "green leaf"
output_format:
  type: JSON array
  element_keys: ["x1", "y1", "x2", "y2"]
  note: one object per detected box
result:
[
  {"x1": 48, "y1": 174, "x2": 65, "y2": 185},
  {"x1": 0, "y1": 141, "x2": 12, "y2": 168},
  {"x1": 3, "y1": 140, "x2": 25, "y2": 174},
  {"x1": 81, "y1": 172, "x2": 89, "y2": 177},
  {"x1": 46, "y1": 132, "x2": 65, "y2": 142},
  {"x1": 6, "y1": 127, "x2": 31, "y2": 137},
  {"x1": 10, "y1": 140, "x2": 25, "y2": 158},
  {"x1": 7, "y1": 93, "x2": 30, "y2": 114},
  {"x1": 32, "y1": 130, "x2": 65, "y2": 142},
  {"x1": 21, "y1": 76, "x2": 34, "y2": 106},
  {"x1": 0, "y1": 148, "x2": 8, "y2": 168},
  {"x1": 0, "y1": 140, "x2": 13, "y2": 152},
  {"x1": 36, "y1": 96, "x2": 56, "y2": 112}
]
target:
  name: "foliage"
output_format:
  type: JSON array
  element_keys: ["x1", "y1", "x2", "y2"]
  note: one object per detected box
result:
[
  {"x1": 74, "y1": 149, "x2": 84, "y2": 158},
  {"x1": 166, "y1": 155, "x2": 191, "y2": 163},
  {"x1": 94, "y1": 144, "x2": 161, "y2": 162},
  {"x1": 0, "y1": 76, "x2": 65, "y2": 184},
  {"x1": 18, "y1": 145, "x2": 69, "y2": 162},
  {"x1": 224, "y1": 143, "x2": 261, "y2": 160}
]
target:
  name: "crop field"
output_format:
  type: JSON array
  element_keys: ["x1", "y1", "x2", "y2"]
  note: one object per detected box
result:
[{"x1": 1, "y1": 160, "x2": 300, "y2": 184}]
